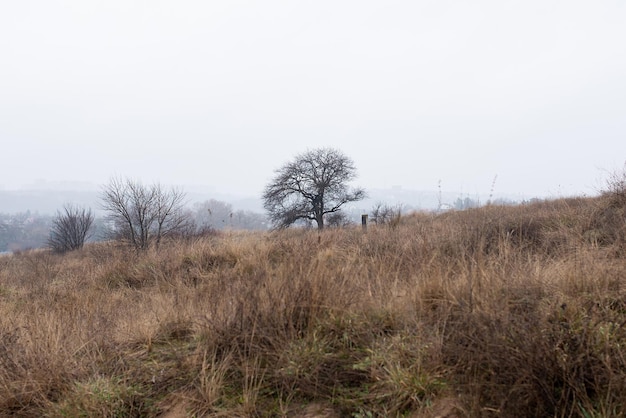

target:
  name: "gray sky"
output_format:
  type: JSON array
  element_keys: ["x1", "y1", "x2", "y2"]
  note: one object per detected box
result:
[{"x1": 1, "y1": 0, "x2": 625, "y2": 200}]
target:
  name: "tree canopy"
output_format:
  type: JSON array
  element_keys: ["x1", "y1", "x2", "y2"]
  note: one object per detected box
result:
[{"x1": 263, "y1": 148, "x2": 365, "y2": 229}]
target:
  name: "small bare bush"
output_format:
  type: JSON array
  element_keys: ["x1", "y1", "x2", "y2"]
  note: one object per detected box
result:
[
  {"x1": 604, "y1": 163, "x2": 626, "y2": 207},
  {"x1": 370, "y1": 202, "x2": 402, "y2": 227},
  {"x1": 47, "y1": 204, "x2": 94, "y2": 254}
]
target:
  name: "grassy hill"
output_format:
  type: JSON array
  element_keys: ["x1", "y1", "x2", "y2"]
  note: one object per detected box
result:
[{"x1": 1, "y1": 194, "x2": 625, "y2": 417}]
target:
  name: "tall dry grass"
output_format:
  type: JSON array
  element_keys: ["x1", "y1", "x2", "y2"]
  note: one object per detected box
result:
[{"x1": 1, "y1": 195, "x2": 626, "y2": 417}]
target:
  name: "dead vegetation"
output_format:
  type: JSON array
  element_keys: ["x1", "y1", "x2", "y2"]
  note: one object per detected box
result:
[{"x1": 1, "y1": 194, "x2": 626, "y2": 417}]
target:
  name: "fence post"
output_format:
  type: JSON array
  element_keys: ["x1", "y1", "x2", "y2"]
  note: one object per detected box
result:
[{"x1": 361, "y1": 214, "x2": 368, "y2": 231}]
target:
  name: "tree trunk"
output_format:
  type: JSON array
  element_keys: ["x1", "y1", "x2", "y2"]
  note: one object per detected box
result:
[
  {"x1": 313, "y1": 194, "x2": 324, "y2": 229},
  {"x1": 316, "y1": 213, "x2": 324, "y2": 230}
]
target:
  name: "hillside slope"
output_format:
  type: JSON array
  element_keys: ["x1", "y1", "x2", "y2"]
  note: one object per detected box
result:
[{"x1": 1, "y1": 195, "x2": 625, "y2": 417}]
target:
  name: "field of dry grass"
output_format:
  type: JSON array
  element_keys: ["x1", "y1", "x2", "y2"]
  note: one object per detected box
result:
[{"x1": 1, "y1": 194, "x2": 626, "y2": 417}]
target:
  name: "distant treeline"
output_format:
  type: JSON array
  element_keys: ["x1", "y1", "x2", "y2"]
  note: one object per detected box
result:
[
  {"x1": 0, "y1": 199, "x2": 268, "y2": 253},
  {"x1": 0, "y1": 212, "x2": 52, "y2": 253}
]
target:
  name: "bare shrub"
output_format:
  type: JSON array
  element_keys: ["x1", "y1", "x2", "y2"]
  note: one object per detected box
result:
[
  {"x1": 370, "y1": 202, "x2": 402, "y2": 227},
  {"x1": 325, "y1": 211, "x2": 352, "y2": 228},
  {"x1": 588, "y1": 164, "x2": 626, "y2": 248},
  {"x1": 47, "y1": 204, "x2": 94, "y2": 254},
  {"x1": 603, "y1": 162, "x2": 626, "y2": 208}
]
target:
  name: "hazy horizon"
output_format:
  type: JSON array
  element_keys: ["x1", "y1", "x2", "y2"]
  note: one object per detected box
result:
[{"x1": 2, "y1": 1, "x2": 625, "y2": 200}]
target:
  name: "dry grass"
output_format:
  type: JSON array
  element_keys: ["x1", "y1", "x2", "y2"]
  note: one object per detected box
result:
[{"x1": 1, "y1": 195, "x2": 626, "y2": 417}]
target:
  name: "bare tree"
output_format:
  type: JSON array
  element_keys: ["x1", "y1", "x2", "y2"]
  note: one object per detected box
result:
[
  {"x1": 48, "y1": 204, "x2": 94, "y2": 253},
  {"x1": 100, "y1": 177, "x2": 190, "y2": 250},
  {"x1": 263, "y1": 148, "x2": 365, "y2": 229}
]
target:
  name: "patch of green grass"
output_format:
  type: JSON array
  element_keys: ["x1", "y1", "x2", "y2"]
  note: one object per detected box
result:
[{"x1": 51, "y1": 376, "x2": 151, "y2": 418}]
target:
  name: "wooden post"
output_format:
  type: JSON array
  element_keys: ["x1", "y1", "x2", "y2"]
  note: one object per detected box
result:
[{"x1": 361, "y1": 214, "x2": 368, "y2": 231}]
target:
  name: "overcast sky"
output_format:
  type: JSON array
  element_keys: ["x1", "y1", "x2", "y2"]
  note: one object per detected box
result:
[{"x1": 1, "y1": 1, "x2": 625, "y2": 200}]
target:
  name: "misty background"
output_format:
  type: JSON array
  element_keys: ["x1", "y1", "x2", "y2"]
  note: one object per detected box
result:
[
  {"x1": 2, "y1": 1, "x2": 625, "y2": 198},
  {"x1": 1, "y1": 1, "x2": 626, "y2": 251}
]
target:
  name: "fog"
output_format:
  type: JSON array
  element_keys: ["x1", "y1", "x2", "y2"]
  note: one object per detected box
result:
[{"x1": 1, "y1": 1, "x2": 625, "y2": 200}]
